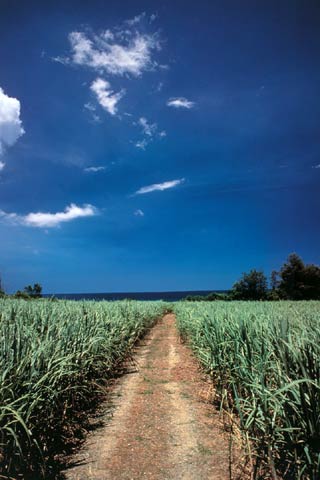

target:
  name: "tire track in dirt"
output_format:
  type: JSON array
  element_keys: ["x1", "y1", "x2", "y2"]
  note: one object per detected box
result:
[{"x1": 63, "y1": 314, "x2": 243, "y2": 480}]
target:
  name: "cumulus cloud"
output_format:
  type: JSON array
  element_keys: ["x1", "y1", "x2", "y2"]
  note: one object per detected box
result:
[
  {"x1": 0, "y1": 87, "x2": 25, "y2": 158},
  {"x1": 90, "y1": 78, "x2": 124, "y2": 116},
  {"x1": 0, "y1": 203, "x2": 97, "y2": 228},
  {"x1": 135, "y1": 178, "x2": 185, "y2": 195},
  {"x1": 67, "y1": 27, "x2": 160, "y2": 77},
  {"x1": 84, "y1": 166, "x2": 106, "y2": 172},
  {"x1": 167, "y1": 97, "x2": 195, "y2": 109},
  {"x1": 134, "y1": 209, "x2": 144, "y2": 216}
]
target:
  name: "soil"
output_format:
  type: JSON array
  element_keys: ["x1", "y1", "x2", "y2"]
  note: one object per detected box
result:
[{"x1": 62, "y1": 314, "x2": 246, "y2": 480}]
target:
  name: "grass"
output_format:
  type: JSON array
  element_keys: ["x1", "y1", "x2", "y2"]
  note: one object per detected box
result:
[
  {"x1": 0, "y1": 298, "x2": 167, "y2": 477},
  {"x1": 175, "y1": 300, "x2": 320, "y2": 480}
]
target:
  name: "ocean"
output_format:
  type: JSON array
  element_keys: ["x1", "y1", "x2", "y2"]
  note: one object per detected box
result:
[{"x1": 44, "y1": 290, "x2": 227, "y2": 302}]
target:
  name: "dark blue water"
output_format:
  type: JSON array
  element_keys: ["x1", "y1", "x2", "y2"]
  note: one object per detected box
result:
[{"x1": 44, "y1": 290, "x2": 227, "y2": 302}]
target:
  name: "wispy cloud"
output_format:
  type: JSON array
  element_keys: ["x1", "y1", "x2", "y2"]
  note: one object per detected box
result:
[
  {"x1": 0, "y1": 87, "x2": 25, "y2": 164},
  {"x1": 54, "y1": 17, "x2": 163, "y2": 121},
  {"x1": 0, "y1": 204, "x2": 97, "y2": 228},
  {"x1": 156, "y1": 81, "x2": 163, "y2": 92},
  {"x1": 134, "y1": 209, "x2": 144, "y2": 216},
  {"x1": 135, "y1": 178, "x2": 185, "y2": 195},
  {"x1": 167, "y1": 97, "x2": 195, "y2": 109},
  {"x1": 66, "y1": 25, "x2": 160, "y2": 77},
  {"x1": 135, "y1": 139, "x2": 148, "y2": 150},
  {"x1": 135, "y1": 117, "x2": 166, "y2": 150},
  {"x1": 84, "y1": 166, "x2": 106, "y2": 173},
  {"x1": 0, "y1": 161, "x2": 5, "y2": 171},
  {"x1": 126, "y1": 12, "x2": 146, "y2": 26},
  {"x1": 90, "y1": 78, "x2": 124, "y2": 116},
  {"x1": 84, "y1": 102, "x2": 96, "y2": 112},
  {"x1": 138, "y1": 117, "x2": 157, "y2": 136},
  {"x1": 84, "y1": 102, "x2": 101, "y2": 123},
  {"x1": 51, "y1": 55, "x2": 70, "y2": 65},
  {"x1": 312, "y1": 164, "x2": 320, "y2": 169}
]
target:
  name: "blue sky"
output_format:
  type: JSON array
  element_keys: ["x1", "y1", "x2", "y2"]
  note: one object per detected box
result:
[{"x1": 0, "y1": 0, "x2": 319, "y2": 293}]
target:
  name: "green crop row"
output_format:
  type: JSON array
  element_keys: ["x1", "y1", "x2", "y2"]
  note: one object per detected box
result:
[
  {"x1": 175, "y1": 301, "x2": 320, "y2": 480},
  {"x1": 0, "y1": 298, "x2": 167, "y2": 477}
]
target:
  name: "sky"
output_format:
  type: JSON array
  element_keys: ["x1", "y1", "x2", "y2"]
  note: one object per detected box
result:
[{"x1": 0, "y1": 0, "x2": 320, "y2": 293}]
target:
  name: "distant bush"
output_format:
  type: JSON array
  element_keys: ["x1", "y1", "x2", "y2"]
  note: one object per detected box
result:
[
  {"x1": 184, "y1": 292, "x2": 229, "y2": 302},
  {"x1": 13, "y1": 290, "x2": 32, "y2": 300},
  {"x1": 13, "y1": 283, "x2": 43, "y2": 300},
  {"x1": 23, "y1": 283, "x2": 42, "y2": 298}
]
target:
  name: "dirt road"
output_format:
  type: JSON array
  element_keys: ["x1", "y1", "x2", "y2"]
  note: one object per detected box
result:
[{"x1": 63, "y1": 314, "x2": 242, "y2": 480}]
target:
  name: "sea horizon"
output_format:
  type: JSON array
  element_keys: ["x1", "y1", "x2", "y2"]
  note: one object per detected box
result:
[{"x1": 43, "y1": 289, "x2": 228, "y2": 302}]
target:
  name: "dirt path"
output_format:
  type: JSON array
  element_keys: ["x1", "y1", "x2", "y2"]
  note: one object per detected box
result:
[{"x1": 63, "y1": 314, "x2": 242, "y2": 480}]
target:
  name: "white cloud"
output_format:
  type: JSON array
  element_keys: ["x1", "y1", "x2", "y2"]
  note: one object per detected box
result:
[
  {"x1": 135, "y1": 178, "x2": 185, "y2": 195},
  {"x1": 126, "y1": 12, "x2": 146, "y2": 26},
  {"x1": 135, "y1": 117, "x2": 165, "y2": 149},
  {"x1": 134, "y1": 209, "x2": 144, "y2": 216},
  {"x1": 84, "y1": 102, "x2": 101, "y2": 123},
  {"x1": 90, "y1": 78, "x2": 125, "y2": 115},
  {"x1": 167, "y1": 97, "x2": 195, "y2": 109},
  {"x1": 84, "y1": 166, "x2": 106, "y2": 172},
  {"x1": 0, "y1": 203, "x2": 97, "y2": 228},
  {"x1": 51, "y1": 55, "x2": 70, "y2": 65},
  {"x1": 312, "y1": 164, "x2": 320, "y2": 169},
  {"x1": 91, "y1": 113, "x2": 101, "y2": 123},
  {"x1": 84, "y1": 102, "x2": 96, "y2": 112},
  {"x1": 68, "y1": 27, "x2": 160, "y2": 77},
  {"x1": 0, "y1": 161, "x2": 5, "y2": 171},
  {"x1": 0, "y1": 87, "x2": 25, "y2": 157},
  {"x1": 156, "y1": 81, "x2": 163, "y2": 92},
  {"x1": 135, "y1": 139, "x2": 148, "y2": 150},
  {"x1": 138, "y1": 117, "x2": 157, "y2": 136}
]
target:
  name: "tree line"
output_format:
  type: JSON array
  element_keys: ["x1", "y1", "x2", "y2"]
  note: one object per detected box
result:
[
  {"x1": 1, "y1": 253, "x2": 319, "y2": 302},
  {"x1": 0, "y1": 282, "x2": 42, "y2": 299},
  {"x1": 185, "y1": 253, "x2": 320, "y2": 301}
]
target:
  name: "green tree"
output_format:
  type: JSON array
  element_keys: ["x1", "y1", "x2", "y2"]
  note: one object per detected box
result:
[
  {"x1": 278, "y1": 253, "x2": 305, "y2": 299},
  {"x1": 270, "y1": 270, "x2": 279, "y2": 290},
  {"x1": 23, "y1": 283, "x2": 42, "y2": 298},
  {"x1": 278, "y1": 253, "x2": 320, "y2": 299},
  {"x1": 32, "y1": 283, "x2": 42, "y2": 298},
  {"x1": 0, "y1": 275, "x2": 5, "y2": 297},
  {"x1": 231, "y1": 269, "x2": 268, "y2": 300},
  {"x1": 14, "y1": 290, "x2": 30, "y2": 299},
  {"x1": 302, "y1": 264, "x2": 320, "y2": 299}
]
